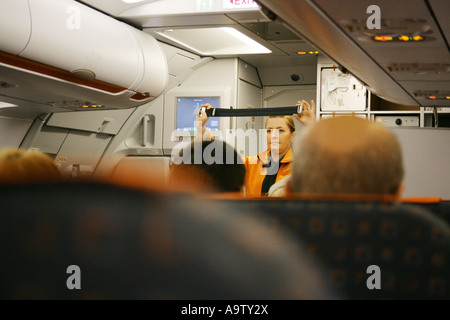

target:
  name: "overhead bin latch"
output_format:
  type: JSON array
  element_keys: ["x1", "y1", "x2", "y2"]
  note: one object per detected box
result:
[{"x1": 98, "y1": 118, "x2": 113, "y2": 132}]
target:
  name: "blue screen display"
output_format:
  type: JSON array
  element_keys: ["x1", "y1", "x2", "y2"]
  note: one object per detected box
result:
[{"x1": 176, "y1": 96, "x2": 220, "y2": 132}]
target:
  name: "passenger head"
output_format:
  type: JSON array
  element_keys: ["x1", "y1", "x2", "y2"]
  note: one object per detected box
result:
[
  {"x1": 265, "y1": 116, "x2": 296, "y2": 157},
  {"x1": 0, "y1": 147, "x2": 63, "y2": 184},
  {"x1": 290, "y1": 116, "x2": 404, "y2": 199},
  {"x1": 169, "y1": 140, "x2": 246, "y2": 193}
]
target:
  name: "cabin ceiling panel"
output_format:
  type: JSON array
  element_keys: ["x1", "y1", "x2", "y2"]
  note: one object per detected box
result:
[{"x1": 256, "y1": 0, "x2": 450, "y2": 106}]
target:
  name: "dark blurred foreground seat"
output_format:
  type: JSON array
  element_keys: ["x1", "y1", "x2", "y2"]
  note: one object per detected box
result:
[
  {"x1": 214, "y1": 195, "x2": 450, "y2": 300},
  {"x1": 0, "y1": 182, "x2": 337, "y2": 300},
  {"x1": 402, "y1": 197, "x2": 450, "y2": 227}
]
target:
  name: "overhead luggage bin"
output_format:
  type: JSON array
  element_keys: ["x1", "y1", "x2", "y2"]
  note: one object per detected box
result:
[{"x1": 0, "y1": 0, "x2": 168, "y2": 116}]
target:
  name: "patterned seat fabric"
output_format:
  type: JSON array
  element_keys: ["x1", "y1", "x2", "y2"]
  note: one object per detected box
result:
[
  {"x1": 222, "y1": 199, "x2": 450, "y2": 300},
  {"x1": 0, "y1": 182, "x2": 336, "y2": 300}
]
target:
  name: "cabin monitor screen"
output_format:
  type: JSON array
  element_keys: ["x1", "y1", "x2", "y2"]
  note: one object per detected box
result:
[{"x1": 176, "y1": 96, "x2": 220, "y2": 132}]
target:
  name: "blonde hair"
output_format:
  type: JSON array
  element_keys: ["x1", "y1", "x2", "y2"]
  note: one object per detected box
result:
[
  {"x1": 0, "y1": 147, "x2": 63, "y2": 184},
  {"x1": 265, "y1": 116, "x2": 296, "y2": 133}
]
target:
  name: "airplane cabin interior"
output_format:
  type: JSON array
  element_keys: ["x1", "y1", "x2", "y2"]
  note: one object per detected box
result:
[{"x1": 0, "y1": 0, "x2": 449, "y2": 301}]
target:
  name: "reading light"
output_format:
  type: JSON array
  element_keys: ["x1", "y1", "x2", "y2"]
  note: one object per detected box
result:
[
  {"x1": 374, "y1": 35, "x2": 425, "y2": 42},
  {"x1": 156, "y1": 27, "x2": 271, "y2": 55},
  {"x1": 426, "y1": 96, "x2": 450, "y2": 100},
  {"x1": 374, "y1": 36, "x2": 393, "y2": 41},
  {"x1": 398, "y1": 35, "x2": 410, "y2": 41},
  {"x1": 82, "y1": 104, "x2": 104, "y2": 108},
  {"x1": 0, "y1": 102, "x2": 18, "y2": 109},
  {"x1": 298, "y1": 51, "x2": 319, "y2": 55},
  {"x1": 121, "y1": 0, "x2": 146, "y2": 3}
]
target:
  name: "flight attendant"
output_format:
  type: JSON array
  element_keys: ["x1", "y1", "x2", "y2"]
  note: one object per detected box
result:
[{"x1": 198, "y1": 100, "x2": 315, "y2": 196}]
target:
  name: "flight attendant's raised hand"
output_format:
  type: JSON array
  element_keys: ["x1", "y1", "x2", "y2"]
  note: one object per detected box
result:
[
  {"x1": 196, "y1": 103, "x2": 214, "y2": 140},
  {"x1": 293, "y1": 100, "x2": 316, "y2": 126}
]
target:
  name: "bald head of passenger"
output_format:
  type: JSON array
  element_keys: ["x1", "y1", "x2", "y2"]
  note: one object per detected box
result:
[{"x1": 290, "y1": 116, "x2": 404, "y2": 199}]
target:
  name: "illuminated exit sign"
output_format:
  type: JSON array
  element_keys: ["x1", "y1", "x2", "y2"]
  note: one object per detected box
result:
[{"x1": 223, "y1": 0, "x2": 260, "y2": 9}]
